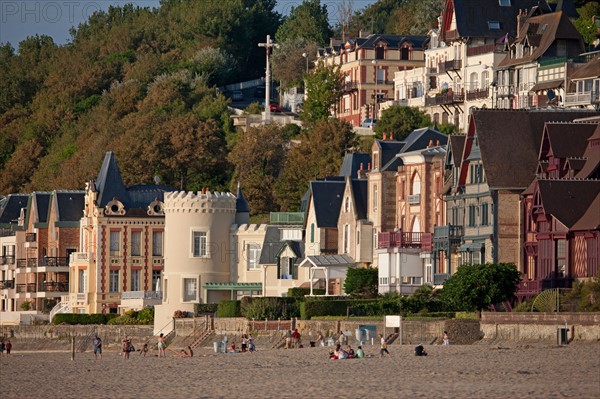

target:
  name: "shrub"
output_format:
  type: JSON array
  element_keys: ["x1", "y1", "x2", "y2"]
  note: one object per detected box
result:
[
  {"x1": 137, "y1": 307, "x2": 155, "y2": 323},
  {"x1": 107, "y1": 316, "x2": 143, "y2": 325},
  {"x1": 52, "y1": 314, "x2": 119, "y2": 325},
  {"x1": 173, "y1": 310, "x2": 190, "y2": 318},
  {"x1": 241, "y1": 297, "x2": 299, "y2": 320},
  {"x1": 287, "y1": 288, "x2": 326, "y2": 298},
  {"x1": 194, "y1": 303, "x2": 218, "y2": 315},
  {"x1": 217, "y1": 300, "x2": 241, "y2": 317}
]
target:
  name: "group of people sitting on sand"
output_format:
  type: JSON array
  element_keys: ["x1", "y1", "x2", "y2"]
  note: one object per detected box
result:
[
  {"x1": 228, "y1": 334, "x2": 256, "y2": 353},
  {"x1": 329, "y1": 344, "x2": 365, "y2": 360}
]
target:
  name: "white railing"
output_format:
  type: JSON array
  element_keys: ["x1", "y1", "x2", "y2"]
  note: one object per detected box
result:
[
  {"x1": 121, "y1": 291, "x2": 162, "y2": 300},
  {"x1": 76, "y1": 293, "x2": 86, "y2": 301},
  {"x1": 49, "y1": 298, "x2": 72, "y2": 322},
  {"x1": 70, "y1": 252, "x2": 95, "y2": 264},
  {"x1": 564, "y1": 91, "x2": 593, "y2": 106}
]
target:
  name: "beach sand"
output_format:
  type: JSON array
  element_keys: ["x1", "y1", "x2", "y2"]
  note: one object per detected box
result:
[{"x1": 1, "y1": 342, "x2": 599, "y2": 398}]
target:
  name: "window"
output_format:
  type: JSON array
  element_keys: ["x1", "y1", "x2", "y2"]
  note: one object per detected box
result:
[
  {"x1": 310, "y1": 224, "x2": 315, "y2": 243},
  {"x1": 183, "y1": 278, "x2": 197, "y2": 302},
  {"x1": 376, "y1": 68, "x2": 385, "y2": 84},
  {"x1": 488, "y1": 21, "x2": 500, "y2": 30},
  {"x1": 131, "y1": 231, "x2": 141, "y2": 257},
  {"x1": 152, "y1": 270, "x2": 161, "y2": 292},
  {"x1": 109, "y1": 270, "x2": 119, "y2": 292},
  {"x1": 482, "y1": 71, "x2": 490, "y2": 89},
  {"x1": 469, "y1": 205, "x2": 476, "y2": 227},
  {"x1": 247, "y1": 244, "x2": 261, "y2": 270},
  {"x1": 373, "y1": 185, "x2": 378, "y2": 211},
  {"x1": 375, "y1": 46, "x2": 384, "y2": 60},
  {"x1": 556, "y1": 240, "x2": 567, "y2": 276},
  {"x1": 281, "y1": 229, "x2": 302, "y2": 240},
  {"x1": 379, "y1": 277, "x2": 389, "y2": 285},
  {"x1": 110, "y1": 231, "x2": 120, "y2": 256},
  {"x1": 401, "y1": 46, "x2": 409, "y2": 60},
  {"x1": 343, "y1": 224, "x2": 350, "y2": 254},
  {"x1": 78, "y1": 269, "x2": 86, "y2": 293},
  {"x1": 344, "y1": 196, "x2": 350, "y2": 212},
  {"x1": 152, "y1": 231, "x2": 163, "y2": 256},
  {"x1": 498, "y1": 0, "x2": 510, "y2": 5},
  {"x1": 192, "y1": 231, "x2": 207, "y2": 257},
  {"x1": 279, "y1": 257, "x2": 295, "y2": 279},
  {"x1": 481, "y1": 203, "x2": 489, "y2": 226},
  {"x1": 131, "y1": 269, "x2": 140, "y2": 291}
]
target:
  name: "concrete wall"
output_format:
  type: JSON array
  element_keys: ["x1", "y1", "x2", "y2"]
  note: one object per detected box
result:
[{"x1": 481, "y1": 313, "x2": 600, "y2": 342}]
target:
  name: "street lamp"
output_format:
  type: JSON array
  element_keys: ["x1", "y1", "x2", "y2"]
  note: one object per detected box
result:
[{"x1": 302, "y1": 52, "x2": 309, "y2": 74}]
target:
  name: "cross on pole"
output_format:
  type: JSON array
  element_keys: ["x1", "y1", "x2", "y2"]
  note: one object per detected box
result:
[{"x1": 258, "y1": 35, "x2": 279, "y2": 124}]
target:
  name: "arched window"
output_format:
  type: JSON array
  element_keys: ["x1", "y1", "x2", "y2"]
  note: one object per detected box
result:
[
  {"x1": 412, "y1": 216, "x2": 421, "y2": 234},
  {"x1": 481, "y1": 70, "x2": 490, "y2": 89},
  {"x1": 344, "y1": 196, "x2": 350, "y2": 213},
  {"x1": 372, "y1": 185, "x2": 378, "y2": 211},
  {"x1": 411, "y1": 173, "x2": 421, "y2": 195},
  {"x1": 470, "y1": 72, "x2": 478, "y2": 91}
]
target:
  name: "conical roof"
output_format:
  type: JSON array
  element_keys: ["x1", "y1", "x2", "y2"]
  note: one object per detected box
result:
[{"x1": 236, "y1": 183, "x2": 250, "y2": 213}]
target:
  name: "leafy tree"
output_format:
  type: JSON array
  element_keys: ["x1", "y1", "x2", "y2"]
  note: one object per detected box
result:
[
  {"x1": 374, "y1": 105, "x2": 431, "y2": 140},
  {"x1": 275, "y1": 118, "x2": 357, "y2": 210},
  {"x1": 574, "y1": 2, "x2": 600, "y2": 45},
  {"x1": 436, "y1": 122, "x2": 459, "y2": 135},
  {"x1": 440, "y1": 263, "x2": 521, "y2": 312},
  {"x1": 0, "y1": 139, "x2": 45, "y2": 193},
  {"x1": 271, "y1": 38, "x2": 319, "y2": 89},
  {"x1": 344, "y1": 267, "x2": 378, "y2": 298},
  {"x1": 228, "y1": 125, "x2": 288, "y2": 214},
  {"x1": 275, "y1": 0, "x2": 332, "y2": 46},
  {"x1": 185, "y1": 47, "x2": 237, "y2": 87},
  {"x1": 302, "y1": 62, "x2": 345, "y2": 124}
]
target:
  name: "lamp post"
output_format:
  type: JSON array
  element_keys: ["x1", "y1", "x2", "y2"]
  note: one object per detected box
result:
[
  {"x1": 372, "y1": 59, "x2": 378, "y2": 119},
  {"x1": 302, "y1": 52, "x2": 309, "y2": 74}
]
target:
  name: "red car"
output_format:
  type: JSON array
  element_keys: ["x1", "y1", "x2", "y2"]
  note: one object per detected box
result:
[{"x1": 269, "y1": 103, "x2": 281, "y2": 112}]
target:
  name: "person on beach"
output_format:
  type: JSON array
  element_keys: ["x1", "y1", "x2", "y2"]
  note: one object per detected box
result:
[
  {"x1": 92, "y1": 335, "x2": 102, "y2": 360},
  {"x1": 122, "y1": 336, "x2": 132, "y2": 360},
  {"x1": 247, "y1": 338, "x2": 256, "y2": 353},
  {"x1": 157, "y1": 333, "x2": 166, "y2": 357},
  {"x1": 338, "y1": 331, "x2": 345, "y2": 346},
  {"x1": 346, "y1": 345, "x2": 355, "y2": 358},
  {"x1": 0, "y1": 341, "x2": 4, "y2": 357},
  {"x1": 415, "y1": 344, "x2": 428, "y2": 356},
  {"x1": 443, "y1": 331, "x2": 450, "y2": 346},
  {"x1": 291, "y1": 328, "x2": 301, "y2": 348},
  {"x1": 5, "y1": 340, "x2": 11, "y2": 355},
  {"x1": 285, "y1": 329, "x2": 291, "y2": 349},
  {"x1": 241, "y1": 334, "x2": 248, "y2": 352},
  {"x1": 379, "y1": 334, "x2": 390, "y2": 358},
  {"x1": 315, "y1": 331, "x2": 324, "y2": 347},
  {"x1": 356, "y1": 345, "x2": 365, "y2": 359},
  {"x1": 141, "y1": 343, "x2": 148, "y2": 357}
]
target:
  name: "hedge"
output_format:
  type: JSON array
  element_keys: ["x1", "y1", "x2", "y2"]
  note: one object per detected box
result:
[
  {"x1": 195, "y1": 303, "x2": 218, "y2": 315},
  {"x1": 217, "y1": 300, "x2": 242, "y2": 317},
  {"x1": 52, "y1": 313, "x2": 119, "y2": 325},
  {"x1": 241, "y1": 297, "x2": 300, "y2": 320},
  {"x1": 300, "y1": 298, "x2": 450, "y2": 319},
  {"x1": 287, "y1": 288, "x2": 326, "y2": 298}
]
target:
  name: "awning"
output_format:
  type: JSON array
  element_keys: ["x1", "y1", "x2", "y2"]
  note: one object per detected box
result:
[
  {"x1": 299, "y1": 254, "x2": 356, "y2": 268},
  {"x1": 457, "y1": 242, "x2": 484, "y2": 252},
  {"x1": 202, "y1": 282, "x2": 262, "y2": 290},
  {"x1": 530, "y1": 80, "x2": 563, "y2": 92}
]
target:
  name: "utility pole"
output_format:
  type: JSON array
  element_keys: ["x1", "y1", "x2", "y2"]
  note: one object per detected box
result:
[{"x1": 258, "y1": 35, "x2": 279, "y2": 124}]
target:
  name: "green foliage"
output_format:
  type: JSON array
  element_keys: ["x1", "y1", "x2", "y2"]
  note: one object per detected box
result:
[
  {"x1": 52, "y1": 313, "x2": 119, "y2": 325},
  {"x1": 574, "y1": 2, "x2": 600, "y2": 45},
  {"x1": 20, "y1": 301, "x2": 32, "y2": 311},
  {"x1": 275, "y1": 0, "x2": 332, "y2": 46},
  {"x1": 302, "y1": 62, "x2": 345, "y2": 124},
  {"x1": 440, "y1": 263, "x2": 521, "y2": 311},
  {"x1": 374, "y1": 105, "x2": 431, "y2": 140},
  {"x1": 217, "y1": 300, "x2": 242, "y2": 317},
  {"x1": 272, "y1": 38, "x2": 319, "y2": 89},
  {"x1": 287, "y1": 287, "x2": 326, "y2": 298},
  {"x1": 244, "y1": 102, "x2": 263, "y2": 115},
  {"x1": 137, "y1": 307, "x2": 155, "y2": 323},
  {"x1": 73, "y1": 95, "x2": 102, "y2": 115},
  {"x1": 194, "y1": 303, "x2": 218, "y2": 315},
  {"x1": 241, "y1": 297, "x2": 300, "y2": 320},
  {"x1": 513, "y1": 300, "x2": 535, "y2": 312},
  {"x1": 343, "y1": 267, "x2": 378, "y2": 298},
  {"x1": 565, "y1": 277, "x2": 600, "y2": 311}
]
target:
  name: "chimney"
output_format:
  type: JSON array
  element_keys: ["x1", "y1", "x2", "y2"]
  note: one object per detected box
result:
[
  {"x1": 428, "y1": 139, "x2": 434, "y2": 147},
  {"x1": 390, "y1": 133, "x2": 394, "y2": 140},
  {"x1": 436, "y1": 140, "x2": 440, "y2": 146},
  {"x1": 360, "y1": 162, "x2": 364, "y2": 170},
  {"x1": 517, "y1": 9, "x2": 527, "y2": 38},
  {"x1": 383, "y1": 133, "x2": 387, "y2": 140},
  {"x1": 368, "y1": 162, "x2": 371, "y2": 170}
]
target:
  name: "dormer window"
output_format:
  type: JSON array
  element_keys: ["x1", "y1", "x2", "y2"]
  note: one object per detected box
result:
[
  {"x1": 488, "y1": 21, "x2": 500, "y2": 30},
  {"x1": 105, "y1": 199, "x2": 126, "y2": 216},
  {"x1": 147, "y1": 199, "x2": 165, "y2": 216},
  {"x1": 498, "y1": 0, "x2": 510, "y2": 6}
]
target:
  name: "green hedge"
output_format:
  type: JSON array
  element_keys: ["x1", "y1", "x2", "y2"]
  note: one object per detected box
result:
[
  {"x1": 241, "y1": 297, "x2": 300, "y2": 319},
  {"x1": 195, "y1": 303, "x2": 218, "y2": 315},
  {"x1": 217, "y1": 300, "x2": 241, "y2": 317},
  {"x1": 52, "y1": 313, "x2": 119, "y2": 325},
  {"x1": 287, "y1": 288, "x2": 326, "y2": 298},
  {"x1": 300, "y1": 298, "x2": 450, "y2": 319}
]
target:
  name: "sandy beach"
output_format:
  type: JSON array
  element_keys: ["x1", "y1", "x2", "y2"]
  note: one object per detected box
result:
[{"x1": 1, "y1": 342, "x2": 599, "y2": 399}]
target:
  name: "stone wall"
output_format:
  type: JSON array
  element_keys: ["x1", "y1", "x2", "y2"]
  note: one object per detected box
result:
[{"x1": 480, "y1": 313, "x2": 600, "y2": 342}]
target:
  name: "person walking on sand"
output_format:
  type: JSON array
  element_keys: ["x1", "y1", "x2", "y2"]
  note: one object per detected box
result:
[
  {"x1": 443, "y1": 331, "x2": 450, "y2": 346},
  {"x1": 379, "y1": 334, "x2": 390, "y2": 358},
  {"x1": 92, "y1": 335, "x2": 102, "y2": 360},
  {"x1": 291, "y1": 328, "x2": 301, "y2": 348},
  {"x1": 5, "y1": 340, "x2": 12, "y2": 355},
  {"x1": 157, "y1": 333, "x2": 166, "y2": 357},
  {"x1": 122, "y1": 336, "x2": 132, "y2": 360}
]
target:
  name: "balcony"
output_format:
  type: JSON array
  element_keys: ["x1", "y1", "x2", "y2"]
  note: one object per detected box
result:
[
  {"x1": 342, "y1": 82, "x2": 358, "y2": 92},
  {"x1": 377, "y1": 231, "x2": 433, "y2": 251},
  {"x1": 70, "y1": 252, "x2": 95, "y2": 264},
  {"x1": 25, "y1": 233, "x2": 37, "y2": 242},
  {"x1": 516, "y1": 279, "x2": 540, "y2": 298},
  {"x1": 270, "y1": 212, "x2": 305, "y2": 225},
  {"x1": 16, "y1": 283, "x2": 37, "y2": 293},
  {"x1": 38, "y1": 257, "x2": 69, "y2": 267},
  {"x1": 497, "y1": 85, "x2": 516, "y2": 97},
  {"x1": 466, "y1": 88, "x2": 489, "y2": 101},
  {"x1": 425, "y1": 90, "x2": 464, "y2": 106},
  {"x1": 438, "y1": 59, "x2": 462, "y2": 73},
  {"x1": 0, "y1": 280, "x2": 14, "y2": 289},
  {"x1": 121, "y1": 291, "x2": 162, "y2": 300},
  {"x1": 38, "y1": 281, "x2": 69, "y2": 292},
  {"x1": 407, "y1": 194, "x2": 421, "y2": 205},
  {"x1": 16, "y1": 258, "x2": 37, "y2": 268},
  {"x1": 564, "y1": 91, "x2": 598, "y2": 107},
  {"x1": 0, "y1": 256, "x2": 15, "y2": 265},
  {"x1": 433, "y1": 273, "x2": 450, "y2": 285},
  {"x1": 434, "y1": 225, "x2": 463, "y2": 240}
]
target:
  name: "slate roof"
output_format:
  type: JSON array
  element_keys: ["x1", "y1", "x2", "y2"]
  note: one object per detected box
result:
[
  {"x1": 350, "y1": 179, "x2": 368, "y2": 220},
  {"x1": 498, "y1": 12, "x2": 584, "y2": 68},
  {"x1": 339, "y1": 152, "x2": 371, "y2": 178},
  {"x1": 301, "y1": 254, "x2": 355, "y2": 267},
  {"x1": 310, "y1": 180, "x2": 346, "y2": 228},
  {"x1": 0, "y1": 194, "x2": 28, "y2": 225},
  {"x1": 259, "y1": 226, "x2": 305, "y2": 265},
  {"x1": 538, "y1": 179, "x2": 600, "y2": 229},
  {"x1": 357, "y1": 34, "x2": 429, "y2": 50},
  {"x1": 471, "y1": 109, "x2": 599, "y2": 189},
  {"x1": 570, "y1": 56, "x2": 600, "y2": 80},
  {"x1": 55, "y1": 191, "x2": 85, "y2": 222},
  {"x1": 32, "y1": 192, "x2": 51, "y2": 224},
  {"x1": 575, "y1": 124, "x2": 600, "y2": 179},
  {"x1": 95, "y1": 151, "x2": 130, "y2": 208},
  {"x1": 376, "y1": 140, "x2": 406, "y2": 170},
  {"x1": 127, "y1": 185, "x2": 171, "y2": 209},
  {"x1": 572, "y1": 192, "x2": 600, "y2": 230},
  {"x1": 449, "y1": 135, "x2": 466, "y2": 167},
  {"x1": 401, "y1": 127, "x2": 448, "y2": 153},
  {"x1": 543, "y1": 122, "x2": 597, "y2": 159},
  {"x1": 236, "y1": 183, "x2": 250, "y2": 213},
  {"x1": 443, "y1": 0, "x2": 550, "y2": 41}
]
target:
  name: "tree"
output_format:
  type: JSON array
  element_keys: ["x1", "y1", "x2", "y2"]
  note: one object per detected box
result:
[
  {"x1": 302, "y1": 62, "x2": 345, "y2": 124},
  {"x1": 275, "y1": 118, "x2": 357, "y2": 210},
  {"x1": 574, "y1": 2, "x2": 600, "y2": 45},
  {"x1": 374, "y1": 105, "x2": 431, "y2": 140},
  {"x1": 440, "y1": 263, "x2": 521, "y2": 312},
  {"x1": 344, "y1": 267, "x2": 378, "y2": 298},
  {"x1": 271, "y1": 38, "x2": 319, "y2": 89},
  {"x1": 275, "y1": 0, "x2": 332, "y2": 46},
  {"x1": 228, "y1": 125, "x2": 288, "y2": 215},
  {"x1": 186, "y1": 47, "x2": 237, "y2": 87}
]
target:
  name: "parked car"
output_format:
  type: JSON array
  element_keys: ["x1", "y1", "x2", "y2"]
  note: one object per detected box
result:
[
  {"x1": 254, "y1": 86, "x2": 266, "y2": 98},
  {"x1": 231, "y1": 90, "x2": 243, "y2": 101},
  {"x1": 269, "y1": 103, "x2": 281, "y2": 112},
  {"x1": 361, "y1": 118, "x2": 377, "y2": 128}
]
